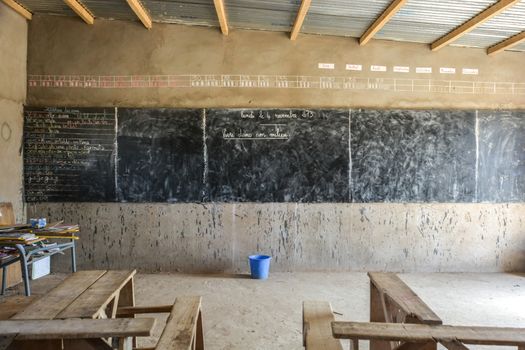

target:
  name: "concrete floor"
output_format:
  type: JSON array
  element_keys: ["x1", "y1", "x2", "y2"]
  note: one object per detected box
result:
[{"x1": 2, "y1": 272, "x2": 525, "y2": 350}]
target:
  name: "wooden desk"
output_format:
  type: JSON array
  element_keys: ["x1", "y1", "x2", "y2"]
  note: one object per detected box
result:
[
  {"x1": 368, "y1": 272, "x2": 442, "y2": 350},
  {"x1": 8, "y1": 269, "x2": 136, "y2": 349}
]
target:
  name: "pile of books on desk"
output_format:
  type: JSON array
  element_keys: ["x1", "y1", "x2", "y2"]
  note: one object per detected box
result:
[
  {"x1": 0, "y1": 221, "x2": 80, "y2": 244},
  {"x1": 0, "y1": 232, "x2": 41, "y2": 245}
]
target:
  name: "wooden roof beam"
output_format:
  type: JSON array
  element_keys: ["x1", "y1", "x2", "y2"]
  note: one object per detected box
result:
[
  {"x1": 359, "y1": 0, "x2": 407, "y2": 45},
  {"x1": 1, "y1": 0, "x2": 32, "y2": 20},
  {"x1": 431, "y1": 0, "x2": 521, "y2": 51},
  {"x1": 487, "y1": 31, "x2": 525, "y2": 55},
  {"x1": 290, "y1": 0, "x2": 312, "y2": 40},
  {"x1": 213, "y1": 0, "x2": 229, "y2": 35},
  {"x1": 63, "y1": 0, "x2": 94, "y2": 25},
  {"x1": 126, "y1": 0, "x2": 152, "y2": 29}
]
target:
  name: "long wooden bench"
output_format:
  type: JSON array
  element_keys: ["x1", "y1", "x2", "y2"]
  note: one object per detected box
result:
[
  {"x1": 332, "y1": 321, "x2": 525, "y2": 350},
  {"x1": 116, "y1": 296, "x2": 204, "y2": 350},
  {"x1": 368, "y1": 272, "x2": 442, "y2": 350},
  {"x1": 303, "y1": 301, "x2": 343, "y2": 350},
  {"x1": 0, "y1": 317, "x2": 155, "y2": 350}
]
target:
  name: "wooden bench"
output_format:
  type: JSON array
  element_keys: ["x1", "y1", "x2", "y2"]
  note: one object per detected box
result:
[
  {"x1": 332, "y1": 321, "x2": 525, "y2": 350},
  {"x1": 368, "y1": 272, "x2": 442, "y2": 350},
  {"x1": 116, "y1": 296, "x2": 204, "y2": 350},
  {"x1": 303, "y1": 301, "x2": 343, "y2": 350},
  {"x1": 0, "y1": 317, "x2": 155, "y2": 350}
]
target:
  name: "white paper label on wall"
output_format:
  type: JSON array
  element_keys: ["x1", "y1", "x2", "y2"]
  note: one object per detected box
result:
[
  {"x1": 346, "y1": 64, "x2": 363, "y2": 71},
  {"x1": 370, "y1": 65, "x2": 387, "y2": 72},
  {"x1": 318, "y1": 63, "x2": 335, "y2": 69},
  {"x1": 393, "y1": 66, "x2": 410, "y2": 73},
  {"x1": 416, "y1": 67, "x2": 432, "y2": 74},
  {"x1": 440, "y1": 67, "x2": 456, "y2": 74},
  {"x1": 462, "y1": 68, "x2": 479, "y2": 75}
]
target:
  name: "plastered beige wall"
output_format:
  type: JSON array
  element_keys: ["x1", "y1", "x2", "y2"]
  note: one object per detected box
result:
[
  {"x1": 25, "y1": 16, "x2": 525, "y2": 272},
  {"x1": 27, "y1": 16, "x2": 525, "y2": 109},
  {"x1": 0, "y1": 2, "x2": 27, "y2": 222}
]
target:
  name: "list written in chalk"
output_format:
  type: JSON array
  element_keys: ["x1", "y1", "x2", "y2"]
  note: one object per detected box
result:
[
  {"x1": 206, "y1": 109, "x2": 350, "y2": 202},
  {"x1": 24, "y1": 107, "x2": 117, "y2": 202}
]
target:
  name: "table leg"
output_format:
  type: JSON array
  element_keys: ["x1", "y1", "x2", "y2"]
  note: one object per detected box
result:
[
  {"x1": 370, "y1": 281, "x2": 390, "y2": 350},
  {"x1": 71, "y1": 239, "x2": 77, "y2": 273},
  {"x1": 117, "y1": 277, "x2": 136, "y2": 347},
  {"x1": 1, "y1": 267, "x2": 6, "y2": 295},
  {"x1": 15, "y1": 244, "x2": 30, "y2": 297}
]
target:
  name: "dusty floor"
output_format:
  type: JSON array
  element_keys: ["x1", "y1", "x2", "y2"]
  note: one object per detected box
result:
[{"x1": 2, "y1": 272, "x2": 525, "y2": 350}]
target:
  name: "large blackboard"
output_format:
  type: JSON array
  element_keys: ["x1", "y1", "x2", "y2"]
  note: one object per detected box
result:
[
  {"x1": 206, "y1": 109, "x2": 349, "y2": 202},
  {"x1": 23, "y1": 107, "x2": 525, "y2": 203},
  {"x1": 351, "y1": 110, "x2": 476, "y2": 202},
  {"x1": 117, "y1": 108, "x2": 204, "y2": 202},
  {"x1": 24, "y1": 107, "x2": 116, "y2": 202}
]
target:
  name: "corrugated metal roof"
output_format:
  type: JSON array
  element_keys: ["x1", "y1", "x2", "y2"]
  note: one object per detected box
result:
[{"x1": 15, "y1": 0, "x2": 525, "y2": 52}]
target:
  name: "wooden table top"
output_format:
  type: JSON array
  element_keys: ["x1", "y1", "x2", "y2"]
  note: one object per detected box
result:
[{"x1": 11, "y1": 269, "x2": 136, "y2": 320}]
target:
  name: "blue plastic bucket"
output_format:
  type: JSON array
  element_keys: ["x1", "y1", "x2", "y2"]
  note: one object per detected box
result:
[{"x1": 248, "y1": 255, "x2": 272, "y2": 279}]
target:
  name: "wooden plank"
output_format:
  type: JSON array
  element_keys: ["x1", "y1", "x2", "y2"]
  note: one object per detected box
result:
[
  {"x1": 368, "y1": 273, "x2": 442, "y2": 325},
  {"x1": 359, "y1": 0, "x2": 407, "y2": 45},
  {"x1": 0, "y1": 296, "x2": 36, "y2": 320},
  {"x1": 125, "y1": 0, "x2": 152, "y2": 29},
  {"x1": 0, "y1": 264, "x2": 22, "y2": 290},
  {"x1": 212, "y1": 0, "x2": 229, "y2": 35},
  {"x1": 155, "y1": 296, "x2": 202, "y2": 350},
  {"x1": 12, "y1": 270, "x2": 107, "y2": 320},
  {"x1": 431, "y1": 0, "x2": 521, "y2": 51},
  {"x1": 0, "y1": 203, "x2": 15, "y2": 225},
  {"x1": 303, "y1": 301, "x2": 343, "y2": 350},
  {"x1": 487, "y1": 31, "x2": 525, "y2": 55},
  {"x1": 0, "y1": 204, "x2": 22, "y2": 289},
  {"x1": 0, "y1": 318, "x2": 154, "y2": 340},
  {"x1": 117, "y1": 304, "x2": 173, "y2": 316},
  {"x1": 332, "y1": 322, "x2": 525, "y2": 346},
  {"x1": 58, "y1": 270, "x2": 136, "y2": 319},
  {"x1": 63, "y1": 0, "x2": 94, "y2": 25},
  {"x1": 0, "y1": 0, "x2": 31, "y2": 20},
  {"x1": 290, "y1": 0, "x2": 312, "y2": 40}
]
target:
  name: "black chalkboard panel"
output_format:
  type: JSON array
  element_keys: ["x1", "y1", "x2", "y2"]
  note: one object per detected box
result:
[
  {"x1": 351, "y1": 109, "x2": 476, "y2": 202},
  {"x1": 478, "y1": 110, "x2": 525, "y2": 202},
  {"x1": 117, "y1": 108, "x2": 204, "y2": 202},
  {"x1": 206, "y1": 109, "x2": 349, "y2": 202},
  {"x1": 24, "y1": 107, "x2": 116, "y2": 202}
]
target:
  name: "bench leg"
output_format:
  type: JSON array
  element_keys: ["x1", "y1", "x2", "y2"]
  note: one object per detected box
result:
[
  {"x1": 118, "y1": 337, "x2": 133, "y2": 350},
  {"x1": 195, "y1": 309, "x2": 204, "y2": 350},
  {"x1": 370, "y1": 282, "x2": 391, "y2": 350}
]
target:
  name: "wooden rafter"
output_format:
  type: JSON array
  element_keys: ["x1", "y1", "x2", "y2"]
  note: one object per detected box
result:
[
  {"x1": 1, "y1": 0, "x2": 32, "y2": 20},
  {"x1": 487, "y1": 31, "x2": 525, "y2": 55},
  {"x1": 359, "y1": 0, "x2": 407, "y2": 45},
  {"x1": 213, "y1": 0, "x2": 229, "y2": 35},
  {"x1": 63, "y1": 0, "x2": 94, "y2": 25},
  {"x1": 126, "y1": 0, "x2": 152, "y2": 29},
  {"x1": 290, "y1": 0, "x2": 312, "y2": 40},
  {"x1": 431, "y1": 0, "x2": 521, "y2": 51}
]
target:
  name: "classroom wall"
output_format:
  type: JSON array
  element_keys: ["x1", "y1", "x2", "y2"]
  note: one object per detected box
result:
[
  {"x1": 0, "y1": 3, "x2": 27, "y2": 222},
  {"x1": 26, "y1": 16, "x2": 525, "y2": 273}
]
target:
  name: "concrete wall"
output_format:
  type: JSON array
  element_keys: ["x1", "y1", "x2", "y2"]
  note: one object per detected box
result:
[
  {"x1": 0, "y1": 3, "x2": 27, "y2": 222},
  {"x1": 26, "y1": 16, "x2": 525, "y2": 272}
]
